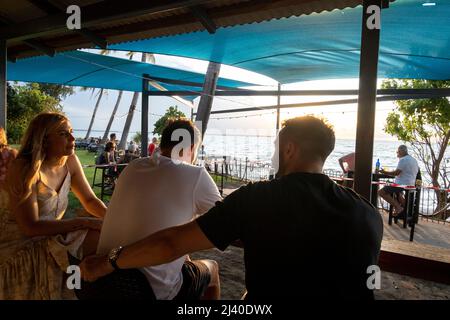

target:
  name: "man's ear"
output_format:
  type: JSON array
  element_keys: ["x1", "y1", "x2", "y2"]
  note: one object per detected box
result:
[
  {"x1": 284, "y1": 141, "x2": 296, "y2": 160},
  {"x1": 190, "y1": 144, "x2": 197, "y2": 162}
]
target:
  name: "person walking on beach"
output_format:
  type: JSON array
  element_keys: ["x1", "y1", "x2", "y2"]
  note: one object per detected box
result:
[
  {"x1": 378, "y1": 145, "x2": 419, "y2": 216},
  {"x1": 80, "y1": 115, "x2": 383, "y2": 300}
]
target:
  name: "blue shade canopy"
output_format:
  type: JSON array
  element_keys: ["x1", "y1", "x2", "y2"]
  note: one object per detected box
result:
[
  {"x1": 110, "y1": 0, "x2": 450, "y2": 83},
  {"x1": 7, "y1": 51, "x2": 257, "y2": 100}
]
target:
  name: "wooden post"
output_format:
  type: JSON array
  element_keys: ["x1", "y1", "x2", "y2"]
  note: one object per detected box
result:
[
  {"x1": 195, "y1": 61, "x2": 220, "y2": 138},
  {"x1": 354, "y1": 0, "x2": 382, "y2": 201},
  {"x1": 141, "y1": 74, "x2": 150, "y2": 157},
  {"x1": 0, "y1": 40, "x2": 6, "y2": 130}
]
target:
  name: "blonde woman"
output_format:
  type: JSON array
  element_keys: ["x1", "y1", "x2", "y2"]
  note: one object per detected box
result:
[
  {"x1": 0, "y1": 112, "x2": 107, "y2": 299},
  {"x1": 0, "y1": 127, "x2": 18, "y2": 217},
  {"x1": 0, "y1": 127, "x2": 18, "y2": 186}
]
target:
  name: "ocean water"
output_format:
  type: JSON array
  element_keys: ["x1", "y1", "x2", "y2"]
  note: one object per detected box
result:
[
  {"x1": 76, "y1": 128, "x2": 449, "y2": 185},
  {"x1": 202, "y1": 134, "x2": 450, "y2": 216},
  {"x1": 203, "y1": 134, "x2": 410, "y2": 172}
]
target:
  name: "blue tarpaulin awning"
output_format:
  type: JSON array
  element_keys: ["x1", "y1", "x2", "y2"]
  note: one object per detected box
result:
[
  {"x1": 108, "y1": 0, "x2": 450, "y2": 84},
  {"x1": 7, "y1": 50, "x2": 257, "y2": 101}
]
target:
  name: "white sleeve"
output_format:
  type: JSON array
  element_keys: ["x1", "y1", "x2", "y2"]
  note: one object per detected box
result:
[
  {"x1": 193, "y1": 168, "x2": 222, "y2": 217},
  {"x1": 396, "y1": 157, "x2": 406, "y2": 172}
]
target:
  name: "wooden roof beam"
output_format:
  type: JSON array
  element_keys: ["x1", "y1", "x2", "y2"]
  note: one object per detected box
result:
[
  {"x1": 1, "y1": 0, "x2": 214, "y2": 42},
  {"x1": 75, "y1": 29, "x2": 107, "y2": 49},
  {"x1": 26, "y1": 0, "x2": 60, "y2": 14},
  {"x1": 0, "y1": 15, "x2": 55, "y2": 57},
  {"x1": 26, "y1": 0, "x2": 107, "y2": 49},
  {"x1": 23, "y1": 39, "x2": 55, "y2": 57},
  {"x1": 190, "y1": 5, "x2": 217, "y2": 34}
]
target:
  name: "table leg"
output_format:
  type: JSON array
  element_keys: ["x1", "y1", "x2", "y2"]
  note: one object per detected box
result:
[{"x1": 371, "y1": 179, "x2": 379, "y2": 207}]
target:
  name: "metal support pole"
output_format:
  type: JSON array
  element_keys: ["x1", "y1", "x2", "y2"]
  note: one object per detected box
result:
[
  {"x1": 195, "y1": 61, "x2": 221, "y2": 138},
  {"x1": 354, "y1": 0, "x2": 382, "y2": 201},
  {"x1": 141, "y1": 73, "x2": 150, "y2": 157},
  {"x1": 0, "y1": 39, "x2": 6, "y2": 130},
  {"x1": 276, "y1": 83, "x2": 281, "y2": 134}
]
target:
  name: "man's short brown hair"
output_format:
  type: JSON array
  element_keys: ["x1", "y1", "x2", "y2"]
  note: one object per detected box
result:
[
  {"x1": 160, "y1": 118, "x2": 200, "y2": 150},
  {"x1": 281, "y1": 115, "x2": 335, "y2": 162}
]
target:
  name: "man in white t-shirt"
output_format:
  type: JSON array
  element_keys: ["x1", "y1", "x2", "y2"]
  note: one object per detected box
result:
[
  {"x1": 378, "y1": 145, "x2": 419, "y2": 216},
  {"x1": 96, "y1": 119, "x2": 222, "y2": 300}
]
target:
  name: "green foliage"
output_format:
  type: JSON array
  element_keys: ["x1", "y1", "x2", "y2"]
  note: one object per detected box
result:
[
  {"x1": 132, "y1": 132, "x2": 142, "y2": 144},
  {"x1": 6, "y1": 83, "x2": 66, "y2": 144},
  {"x1": 152, "y1": 106, "x2": 187, "y2": 136},
  {"x1": 36, "y1": 83, "x2": 74, "y2": 103},
  {"x1": 382, "y1": 79, "x2": 450, "y2": 188},
  {"x1": 382, "y1": 80, "x2": 450, "y2": 141}
]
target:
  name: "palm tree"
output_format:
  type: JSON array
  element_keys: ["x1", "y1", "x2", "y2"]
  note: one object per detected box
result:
[
  {"x1": 100, "y1": 51, "x2": 155, "y2": 145},
  {"x1": 118, "y1": 52, "x2": 154, "y2": 150},
  {"x1": 82, "y1": 87, "x2": 105, "y2": 140},
  {"x1": 81, "y1": 49, "x2": 113, "y2": 140},
  {"x1": 100, "y1": 90, "x2": 123, "y2": 144}
]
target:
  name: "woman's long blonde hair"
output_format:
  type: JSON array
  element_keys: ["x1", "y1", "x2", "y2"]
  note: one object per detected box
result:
[
  {"x1": 0, "y1": 127, "x2": 7, "y2": 147},
  {"x1": 6, "y1": 112, "x2": 68, "y2": 204}
]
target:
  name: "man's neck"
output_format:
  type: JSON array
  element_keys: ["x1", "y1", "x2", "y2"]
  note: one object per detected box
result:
[{"x1": 283, "y1": 163, "x2": 324, "y2": 176}]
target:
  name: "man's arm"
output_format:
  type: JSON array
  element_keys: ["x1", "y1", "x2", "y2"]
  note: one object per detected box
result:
[
  {"x1": 80, "y1": 221, "x2": 214, "y2": 282},
  {"x1": 338, "y1": 153, "x2": 354, "y2": 172},
  {"x1": 338, "y1": 157, "x2": 346, "y2": 172},
  {"x1": 380, "y1": 167, "x2": 402, "y2": 176}
]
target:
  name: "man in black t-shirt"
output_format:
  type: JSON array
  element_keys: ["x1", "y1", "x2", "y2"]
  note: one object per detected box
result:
[{"x1": 80, "y1": 116, "x2": 383, "y2": 300}]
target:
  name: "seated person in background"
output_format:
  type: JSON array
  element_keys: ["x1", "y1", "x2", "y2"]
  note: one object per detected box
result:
[
  {"x1": 338, "y1": 152, "x2": 355, "y2": 177},
  {"x1": 108, "y1": 133, "x2": 118, "y2": 145},
  {"x1": 127, "y1": 140, "x2": 136, "y2": 152},
  {"x1": 378, "y1": 145, "x2": 419, "y2": 216},
  {"x1": 97, "y1": 141, "x2": 120, "y2": 189},
  {"x1": 84, "y1": 119, "x2": 222, "y2": 300},
  {"x1": 97, "y1": 141, "x2": 117, "y2": 165},
  {"x1": 338, "y1": 152, "x2": 355, "y2": 187},
  {"x1": 1, "y1": 113, "x2": 106, "y2": 300},
  {"x1": 81, "y1": 115, "x2": 383, "y2": 300},
  {"x1": 119, "y1": 144, "x2": 140, "y2": 165},
  {"x1": 148, "y1": 137, "x2": 158, "y2": 156}
]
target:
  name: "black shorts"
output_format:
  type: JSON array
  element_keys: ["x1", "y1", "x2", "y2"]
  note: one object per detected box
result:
[
  {"x1": 174, "y1": 260, "x2": 211, "y2": 301},
  {"x1": 69, "y1": 255, "x2": 210, "y2": 300},
  {"x1": 382, "y1": 185, "x2": 404, "y2": 194}
]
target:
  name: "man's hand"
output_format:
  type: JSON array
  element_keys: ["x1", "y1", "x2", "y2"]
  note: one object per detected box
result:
[
  {"x1": 81, "y1": 217, "x2": 103, "y2": 231},
  {"x1": 79, "y1": 254, "x2": 114, "y2": 282}
]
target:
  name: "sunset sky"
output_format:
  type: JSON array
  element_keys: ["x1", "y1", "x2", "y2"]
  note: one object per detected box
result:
[{"x1": 63, "y1": 50, "x2": 398, "y2": 141}]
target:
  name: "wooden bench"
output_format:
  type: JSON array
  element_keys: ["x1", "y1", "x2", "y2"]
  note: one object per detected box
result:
[{"x1": 380, "y1": 239, "x2": 450, "y2": 285}]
